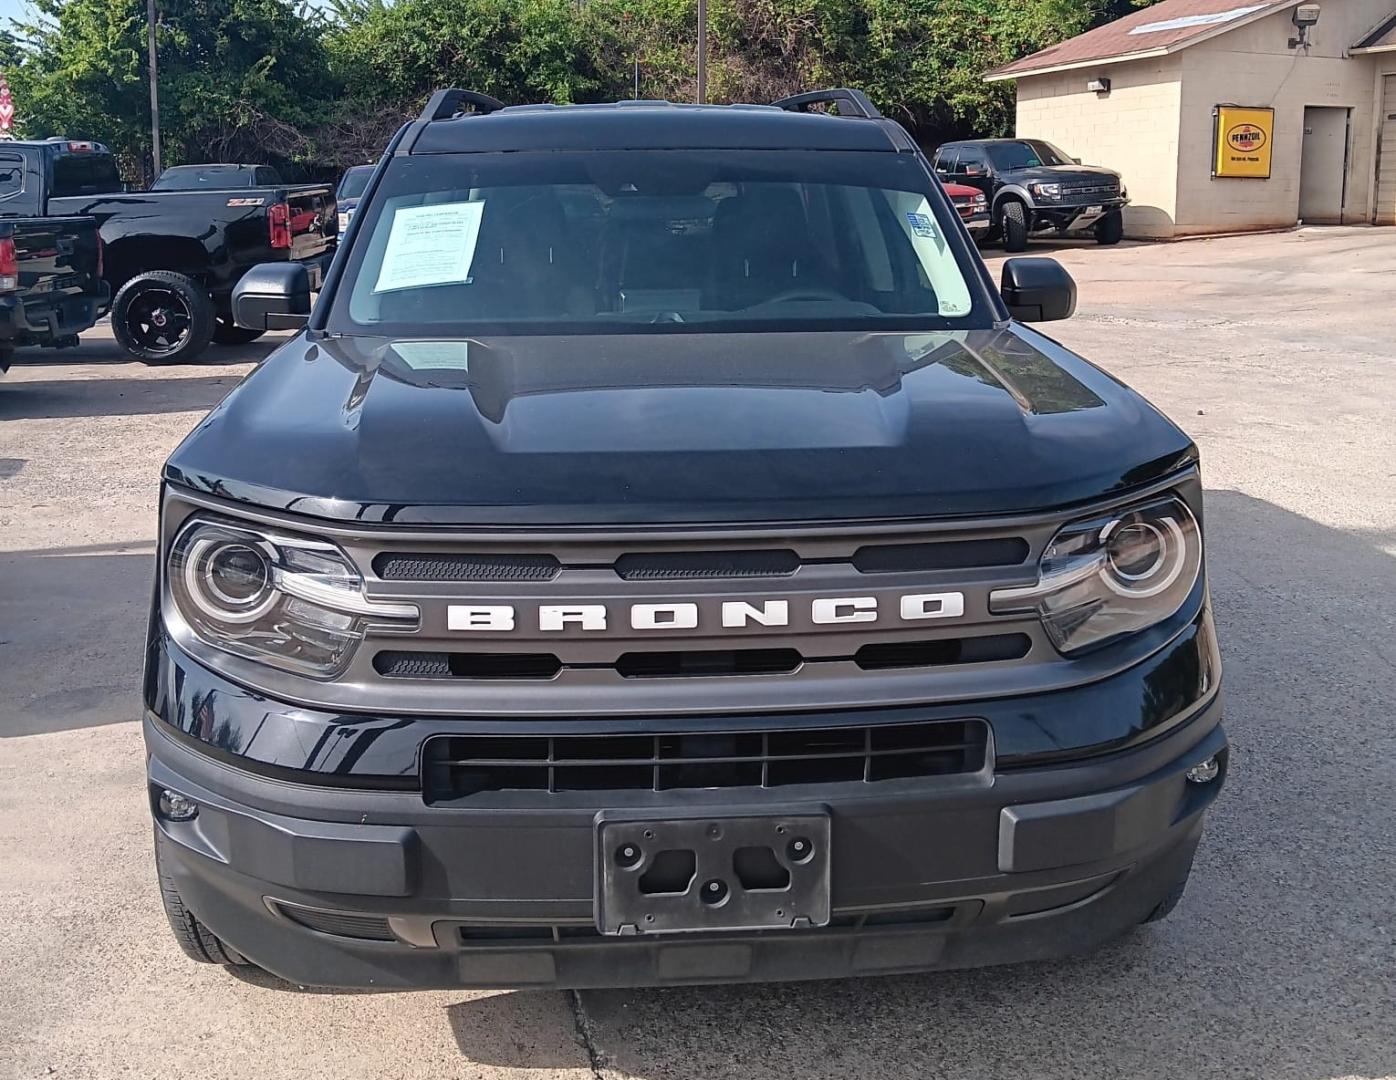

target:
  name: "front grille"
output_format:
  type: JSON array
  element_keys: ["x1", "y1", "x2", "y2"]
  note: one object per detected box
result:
[
  {"x1": 1063, "y1": 182, "x2": 1119, "y2": 196},
  {"x1": 422, "y1": 719, "x2": 989, "y2": 802},
  {"x1": 374, "y1": 633, "x2": 1029, "y2": 681},
  {"x1": 370, "y1": 538, "x2": 1025, "y2": 581}
]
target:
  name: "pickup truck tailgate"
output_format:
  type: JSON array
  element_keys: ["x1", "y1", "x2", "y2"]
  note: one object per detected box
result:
[{"x1": 11, "y1": 215, "x2": 103, "y2": 299}]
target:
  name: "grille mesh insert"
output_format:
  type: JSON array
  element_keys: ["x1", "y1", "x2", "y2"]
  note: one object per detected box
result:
[
  {"x1": 274, "y1": 903, "x2": 396, "y2": 941},
  {"x1": 852, "y1": 538, "x2": 1029, "y2": 573},
  {"x1": 373, "y1": 552, "x2": 561, "y2": 582},
  {"x1": 614, "y1": 550, "x2": 800, "y2": 580}
]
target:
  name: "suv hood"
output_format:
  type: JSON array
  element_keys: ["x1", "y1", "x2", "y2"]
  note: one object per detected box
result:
[{"x1": 166, "y1": 327, "x2": 1194, "y2": 525}]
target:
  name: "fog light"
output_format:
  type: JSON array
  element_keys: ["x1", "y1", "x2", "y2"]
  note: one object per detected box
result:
[
  {"x1": 1185, "y1": 757, "x2": 1221, "y2": 784},
  {"x1": 158, "y1": 789, "x2": 199, "y2": 821}
]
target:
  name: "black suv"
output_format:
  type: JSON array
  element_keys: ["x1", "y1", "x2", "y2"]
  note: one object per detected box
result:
[
  {"x1": 934, "y1": 139, "x2": 1128, "y2": 251},
  {"x1": 143, "y1": 89, "x2": 1224, "y2": 991}
]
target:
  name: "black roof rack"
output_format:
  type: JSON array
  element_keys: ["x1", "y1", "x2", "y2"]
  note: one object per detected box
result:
[
  {"x1": 771, "y1": 89, "x2": 882, "y2": 119},
  {"x1": 420, "y1": 89, "x2": 507, "y2": 122}
]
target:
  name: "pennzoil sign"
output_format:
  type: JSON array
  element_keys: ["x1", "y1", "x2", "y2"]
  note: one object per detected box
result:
[{"x1": 1213, "y1": 106, "x2": 1274, "y2": 179}]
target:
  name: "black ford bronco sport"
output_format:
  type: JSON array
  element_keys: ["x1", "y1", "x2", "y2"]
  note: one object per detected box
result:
[{"x1": 143, "y1": 89, "x2": 1225, "y2": 990}]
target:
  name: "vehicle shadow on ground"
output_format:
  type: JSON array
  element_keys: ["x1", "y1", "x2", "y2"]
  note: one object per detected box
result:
[
  {"x1": 0, "y1": 545, "x2": 153, "y2": 737},
  {"x1": 0, "y1": 374, "x2": 252, "y2": 421},
  {"x1": 446, "y1": 489, "x2": 1395, "y2": 1080}
]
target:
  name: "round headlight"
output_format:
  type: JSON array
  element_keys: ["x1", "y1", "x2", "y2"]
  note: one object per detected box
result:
[
  {"x1": 1100, "y1": 514, "x2": 1187, "y2": 598},
  {"x1": 182, "y1": 536, "x2": 276, "y2": 622}
]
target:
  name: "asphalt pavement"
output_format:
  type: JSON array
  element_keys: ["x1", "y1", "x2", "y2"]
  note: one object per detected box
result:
[{"x1": 1, "y1": 227, "x2": 1393, "y2": 1080}]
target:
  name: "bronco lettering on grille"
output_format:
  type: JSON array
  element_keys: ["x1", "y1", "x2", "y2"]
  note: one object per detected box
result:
[{"x1": 446, "y1": 592, "x2": 966, "y2": 633}]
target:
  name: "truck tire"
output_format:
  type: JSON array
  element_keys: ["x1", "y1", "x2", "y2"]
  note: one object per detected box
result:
[
  {"x1": 1000, "y1": 200, "x2": 1029, "y2": 252},
  {"x1": 154, "y1": 833, "x2": 249, "y2": 966},
  {"x1": 213, "y1": 316, "x2": 267, "y2": 346},
  {"x1": 1096, "y1": 211, "x2": 1124, "y2": 246},
  {"x1": 111, "y1": 270, "x2": 216, "y2": 365}
]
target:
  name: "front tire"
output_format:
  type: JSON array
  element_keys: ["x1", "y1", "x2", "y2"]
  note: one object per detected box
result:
[
  {"x1": 1095, "y1": 211, "x2": 1124, "y2": 245},
  {"x1": 111, "y1": 270, "x2": 216, "y2": 365},
  {"x1": 1000, "y1": 201, "x2": 1030, "y2": 252},
  {"x1": 155, "y1": 833, "x2": 249, "y2": 966},
  {"x1": 212, "y1": 317, "x2": 267, "y2": 346}
]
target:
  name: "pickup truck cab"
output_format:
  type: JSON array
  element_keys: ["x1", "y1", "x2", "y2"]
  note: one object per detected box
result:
[
  {"x1": 144, "y1": 89, "x2": 1225, "y2": 991},
  {"x1": 0, "y1": 215, "x2": 107, "y2": 372},
  {"x1": 335, "y1": 164, "x2": 375, "y2": 235},
  {"x1": 934, "y1": 139, "x2": 1128, "y2": 251},
  {"x1": 0, "y1": 139, "x2": 335, "y2": 362},
  {"x1": 152, "y1": 164, "x2": 285, "y2": 190}
]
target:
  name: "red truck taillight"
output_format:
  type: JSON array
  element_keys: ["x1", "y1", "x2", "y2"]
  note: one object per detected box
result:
[
  {"x1": 268, "y1": 202, "x2": 292, "y2": 250},
  {"x1": 0, "y1": 236, "x2": 17, "y2": 292}
]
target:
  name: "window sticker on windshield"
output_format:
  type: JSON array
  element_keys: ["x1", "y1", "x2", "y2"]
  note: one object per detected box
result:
[
  {"x1": 906, "y1": 212, "x2": 937, "y2": 239},
  {"x1": 374, "y1": 201, "x2": 485, "y2": 294},
  {"x1": 888, "y1": 192, "x2": 972, "y2": 318}
]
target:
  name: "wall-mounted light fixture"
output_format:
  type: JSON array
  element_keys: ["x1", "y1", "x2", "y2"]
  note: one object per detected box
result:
[
  {"x1": 1087, "y1": 77, "x2": 1111, "y2": 96},
  {"x1": 1289, "y1": 4, "x2": 1319, "y2": 48}
]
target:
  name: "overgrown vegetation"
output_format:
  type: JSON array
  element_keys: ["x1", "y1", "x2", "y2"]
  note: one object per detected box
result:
[{"x1": 4, "y1": 0, "x2": 1150, "y2": 180}]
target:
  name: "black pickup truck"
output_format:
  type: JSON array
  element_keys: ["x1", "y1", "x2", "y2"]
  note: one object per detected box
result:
[
  {"x1": 934, "y1": 139, "x2": 1128, "y2": 251},
  {"x1": 0, "y1": 139, "x2": 336, "y2": 362},
  {"x1": 0, "y1": 215, "x2": 107, "y2": 373},
  {"x1": 144, "y1": 89, "x2": 1225, "y2": 991}
]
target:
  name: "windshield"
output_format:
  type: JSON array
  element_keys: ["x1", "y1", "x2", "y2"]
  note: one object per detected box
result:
[
  {"x1": 984, "y1": 141, "x2": 1073, "y2": 171},
  {"x1": 327, "y1": 150, "x2": 989, "y2": 337},
  {"x1": 338, "y1": 167, "x2": 373, "y2": 200},
  {"x1": 153, "y1": 166, "x2": 253, "y2": 190}
]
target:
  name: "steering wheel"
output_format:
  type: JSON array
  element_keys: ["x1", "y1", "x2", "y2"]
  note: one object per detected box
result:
[{"x1": 755, "y1": 287, "x2": 849, "y2": 306}]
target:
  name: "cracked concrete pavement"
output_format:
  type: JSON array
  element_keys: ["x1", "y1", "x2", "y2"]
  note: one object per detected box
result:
[{"x1": 1, "y1": 227, "x2": 1393, "y2": 1079}]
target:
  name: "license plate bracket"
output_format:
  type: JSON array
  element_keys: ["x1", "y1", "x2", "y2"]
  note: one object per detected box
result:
[{"x1": 595, "y1": 810, "x2": 831, "y2": 935}]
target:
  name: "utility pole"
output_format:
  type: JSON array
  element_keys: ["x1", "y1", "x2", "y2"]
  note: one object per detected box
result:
[
  {"x1": 696, "y1": 0, "x2": 707, "y2": 104},
  {"x1": 147, "y1": 0, "x2": 161, "y2": 178}
]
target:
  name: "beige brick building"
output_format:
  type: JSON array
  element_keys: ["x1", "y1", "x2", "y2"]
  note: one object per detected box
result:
[{"x1": 987, "y1": 0, "x2": 1396, "y2": 237}]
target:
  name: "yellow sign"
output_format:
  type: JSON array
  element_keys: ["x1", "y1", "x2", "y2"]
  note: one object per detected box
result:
[{"x1": 1214, "y1": 106, "x2": 1274, "y2": 178}]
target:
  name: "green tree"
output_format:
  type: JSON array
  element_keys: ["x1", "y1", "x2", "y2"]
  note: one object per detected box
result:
[{"x1": 10, "y1": 0, "x2": 338, "y2": 177}]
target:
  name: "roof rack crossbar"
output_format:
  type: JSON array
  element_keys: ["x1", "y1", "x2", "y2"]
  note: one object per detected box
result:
[
  {"x1": 420, "y1": 89, "x2": 507, "y2": 122},
  {"x1": 771, "y1": 88, "x2": 882, "y2": 119}
]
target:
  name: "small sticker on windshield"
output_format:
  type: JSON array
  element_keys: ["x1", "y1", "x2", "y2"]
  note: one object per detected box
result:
[{"x1": 906, "y1": 212, "x2": 937, "y2": 238}]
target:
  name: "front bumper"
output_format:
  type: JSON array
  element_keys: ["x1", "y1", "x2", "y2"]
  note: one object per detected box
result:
[
  {"x1": 145, "y1": 686, "x2": 1226, "y2": 990},
  {"x1": 1032, "y1": 198, "x2": 1128, "y2": 233}
]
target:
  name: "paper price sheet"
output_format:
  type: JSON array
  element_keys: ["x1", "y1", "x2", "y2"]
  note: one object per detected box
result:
[{"x1": 374, "y1": 201, "x2": 486, "y2": 294}]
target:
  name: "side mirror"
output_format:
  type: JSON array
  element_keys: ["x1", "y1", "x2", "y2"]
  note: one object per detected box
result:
[
  {"x1": 1001, "y1": 257, "x2": 1077, "y2": 322},
  {"x1": 233, "y1": 263, "x2": 311, "y2": 330},
  {"x1": 1072, "y1": 157, "x2": 1082, "y2": 165}
]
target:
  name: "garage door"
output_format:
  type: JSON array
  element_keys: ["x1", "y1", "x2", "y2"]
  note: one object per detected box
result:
[{"x1": 1377, "y1": 75, "x2": 1396, "y2": 225}]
